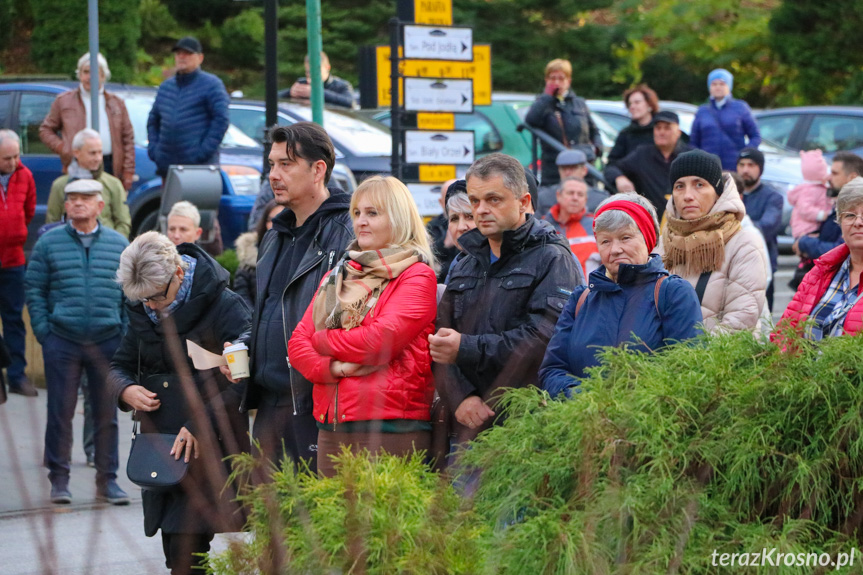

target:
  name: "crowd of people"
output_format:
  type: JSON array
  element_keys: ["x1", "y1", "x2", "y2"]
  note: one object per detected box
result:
[{"x1": 2, "y1": 47, "x2": 863, "y2": 573}]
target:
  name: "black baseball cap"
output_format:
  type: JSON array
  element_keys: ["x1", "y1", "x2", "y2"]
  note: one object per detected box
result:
[
  {"x1": 172, "y1": 36, "x2": 202, "y2": 54},
  {"x1": 654, "y1": 110, "x2": 680, "y2": 125}
]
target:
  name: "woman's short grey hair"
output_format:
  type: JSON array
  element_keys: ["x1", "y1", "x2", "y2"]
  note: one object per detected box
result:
[
  {"x1": 72, "y1": 128, "x2": 101, "y2": 151},
  {"x1": 75, "y1": 52, "x2": 111, "y2": 82},
  {"x1": 836, "y1": 176, "x2": 863, "y2": 217},
  {"x1": 117, "y1": 231, "x2": 189, "y2": 301},
  {"x1": 445, "y1": 192, "x2": 472, "y2": 217},
  {"x1": 0, "y1": 129, "x2": 20, "y2": 148},
  {"x1": 465, "y1": 153, "x2": 528, "y2": 198},
  {"x1": 168, "y1": 201, "x2": 201, "y2": 228},
  {"x1": 593, "y1": 192, "x2": 660, "y2": 238}
]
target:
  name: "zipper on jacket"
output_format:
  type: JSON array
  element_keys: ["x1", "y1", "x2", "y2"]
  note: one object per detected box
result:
[
  {"x1": 333, "y1": 381, "x2": 339, "y2": 431},
  {"x1": 280, "y1": 250, "x2": 326, "y2": 415}
]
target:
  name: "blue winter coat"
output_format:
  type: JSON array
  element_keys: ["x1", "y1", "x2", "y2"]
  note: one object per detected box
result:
[
  {"x1": 690, "y1": 97, "x2": 762, "y2": 170},
  {"x1": 539, "y1": 255, "x2": 702, "y2": 399},
  {"x1": 798, "y1": 208, "x2": 843, "y2": 260},
  {"x1": 742, "y1": 181, "x2": 784, "y2": 272},
  {"x1": 24, "y1": 222, "x2": 128, "y2": 344},
  {"x1": 147, "y1": 68, "x2": 230, "y2": 174}
]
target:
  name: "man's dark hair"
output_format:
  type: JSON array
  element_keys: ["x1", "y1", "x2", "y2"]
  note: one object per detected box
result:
[
  {"x1": 833, "y1": 151, "x2": 863, "y2": 178},
  {"x1": 465, "y1": 153, "x2": 528, "y2": 198},
  {"x1": 267, "y1": 122, "x2": 335, "y2": 184}
]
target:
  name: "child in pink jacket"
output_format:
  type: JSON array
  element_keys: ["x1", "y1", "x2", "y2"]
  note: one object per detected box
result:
[{"x1": 788, "y1": 149, "x2": 832, "y2": 238}]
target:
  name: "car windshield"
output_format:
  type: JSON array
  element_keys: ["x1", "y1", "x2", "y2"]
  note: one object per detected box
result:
[
  {"x1": 288, "y1": 107, "x2": 392, "y2": 157},
  {"x1": 120, "y1": 92, "x2": 261, "y2": 149}
]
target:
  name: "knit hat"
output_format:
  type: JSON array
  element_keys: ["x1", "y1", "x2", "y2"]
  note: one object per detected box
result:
[
  {"x1": 800, "y1": 149, "x2": 829, "y2": 183},
  {"x1": 669, "y1": 150, "x2": 723, "y2": 195},
  {"x1": 707, "y1": 68, "x2": 733, "y2": 92},
  {"x1": 737, "y1": 147, "x2": 764, "y2": 175}
]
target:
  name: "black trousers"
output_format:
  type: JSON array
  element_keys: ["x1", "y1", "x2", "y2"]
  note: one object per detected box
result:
[
  {"x1": 161, "y1": 532, "x2": 214, "y2": 575},
  {"x1": 252, "y1": 401, "x2": 319, "y2": 476}
]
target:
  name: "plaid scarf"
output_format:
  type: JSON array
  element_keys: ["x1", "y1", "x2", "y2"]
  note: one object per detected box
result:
[
  {"x1": 312, "y1": 243, "x2": 423, "y2": 330},
  {"x1": 662, "y1": 211, "x2": 741, "y2": 277}
]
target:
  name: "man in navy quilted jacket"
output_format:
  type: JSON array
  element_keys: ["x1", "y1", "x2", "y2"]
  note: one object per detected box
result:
[{"x1": 147, "y1": 37, "x2": 230, "y2": 178}]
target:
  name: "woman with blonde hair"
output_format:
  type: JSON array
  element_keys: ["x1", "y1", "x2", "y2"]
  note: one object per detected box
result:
[{"x1": 288, "y1": 176, "x2": 437, "y2": 476}]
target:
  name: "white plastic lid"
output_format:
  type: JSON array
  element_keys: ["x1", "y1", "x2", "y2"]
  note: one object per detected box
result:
[{"x1": 223, "y1": 342, "x2": 249, "y2": 354}]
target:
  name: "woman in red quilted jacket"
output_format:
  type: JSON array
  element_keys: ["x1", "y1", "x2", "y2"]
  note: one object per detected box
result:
[
  {"x1": 777, "y1": 177, "x2": 863, "y2": 339},
  {"x1": 289, "y1": 176, "x2": 437, "y2": 477}
]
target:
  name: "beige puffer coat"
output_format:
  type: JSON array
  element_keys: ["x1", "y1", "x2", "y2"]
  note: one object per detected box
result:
[{"x1": 657, "y1": 176, "x2": 769, "y2": 334}]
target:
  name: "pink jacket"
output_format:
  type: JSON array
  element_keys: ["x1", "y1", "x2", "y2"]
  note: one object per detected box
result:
[{"x1": 788, "y1": 182, "x2": 832, "y2": 238}]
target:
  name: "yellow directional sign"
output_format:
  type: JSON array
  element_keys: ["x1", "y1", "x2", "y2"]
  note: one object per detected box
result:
[
  {"x1": 417, "y1": 113, "x2": 455, "y2": 130},
  {"x1": 414, "y1": 0, "x2": 452, "y2": 25},
  {"x1": 419, "y1": 165, "x2": 456, "y2": 182},
  {"x1": 376, "y1": 45, "x2": 492, "y2": 108}
]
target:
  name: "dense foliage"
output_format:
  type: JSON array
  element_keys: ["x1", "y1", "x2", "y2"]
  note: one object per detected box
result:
[
  {"x1": 208, "y1": 448, "x2": 488, "y2": 574},
  {"x1": 769, "y1": 0, "x2": 863, "y2": 105},
  {"x1": 29, "y1": 0, "x2": 140, "y2": 82},
  {"x1": 211, "y1": 331, "x2": 863, "y2": 573}
]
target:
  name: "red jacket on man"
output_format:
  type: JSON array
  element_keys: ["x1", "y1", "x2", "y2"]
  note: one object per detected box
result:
[
  {"x1": 0, "y1": 162, "x2": 36, "y2": 268},
  {"x1": 778, "y1": 243, "x2": 863, "y2": 336},
  {"x1": 289, "y1": 261, "x2": 437, "y2": 425}
]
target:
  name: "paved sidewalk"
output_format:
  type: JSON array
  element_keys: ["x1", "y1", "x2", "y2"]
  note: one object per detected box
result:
[{"x1": 0, "y1": 390, "x2": 244, "y2": 574}]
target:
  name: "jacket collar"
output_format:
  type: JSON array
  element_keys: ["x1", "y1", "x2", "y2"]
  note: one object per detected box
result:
[
  {"x1": 588, "y1": 254, "x2": 667, "y2": 291},
  {"x1": 175, "y1": 68, "x2": 201, "y2": 87},
  {"x1": 64, "y1": 220, "x2": 102, "y2": 240}
]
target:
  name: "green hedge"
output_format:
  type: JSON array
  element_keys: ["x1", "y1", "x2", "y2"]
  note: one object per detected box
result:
[{"x1": 210, "y1": 331, "x2": 863, "y2": 573}]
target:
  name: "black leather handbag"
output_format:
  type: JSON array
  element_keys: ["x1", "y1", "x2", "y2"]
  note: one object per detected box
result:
[{"x1": 126, "y1": 418, "x2": 188, "y2": 492}]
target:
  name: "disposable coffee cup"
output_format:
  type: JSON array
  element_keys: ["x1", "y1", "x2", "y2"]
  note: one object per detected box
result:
[{"x1": 223, "y1": 343, "x2": 250, "y2": 379}]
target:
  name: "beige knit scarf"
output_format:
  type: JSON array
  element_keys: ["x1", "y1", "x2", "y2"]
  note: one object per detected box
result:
[
  {"x1": 661, "y1": 211, "x2": 741, "y2": 276},
  {"x1": 312, "y1": 242, "x2": 422, "y2": 330}
]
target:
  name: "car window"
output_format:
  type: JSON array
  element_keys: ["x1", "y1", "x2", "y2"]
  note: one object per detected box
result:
[
  {"x1": 229, "y1": 108, "x2": 269, "y2": 143},
  {"x1": 595, "y1": 111, "x2": 630, "y2": 134},
  {"x1": 455, "y1": 112, "x2": 502, "y2": 155},
  {"x1": 802, "y1": 114, "x2": 863, "y2": 153},
  {"x1": 0, "y1": 92, "x2": 12, "y2": 128},
  {"x1": 288, "y1": 107, "x2": 391, "y2": 157},
  {"x1": 757, "y1": 115, "x2": 798, "y2": 149},
  {"x1": 17, "y1": 92, "x2": 55, "y2": 154}
]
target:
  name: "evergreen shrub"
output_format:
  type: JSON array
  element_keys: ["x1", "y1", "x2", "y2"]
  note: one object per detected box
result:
[
  {"x1": 464, "y1": 331, "x2": 863, "y2": 573},
  {"x1": 210, "y1": 331, "x2": 863, "y2": 573}
]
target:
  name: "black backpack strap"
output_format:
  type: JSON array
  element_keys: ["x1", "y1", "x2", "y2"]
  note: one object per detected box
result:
[
  {"x1": 574, "y1": 288, "x2": 590, "y2": 318},
  {"x1": 695, "y1": 271, "x2": 712, "y2": 305}
]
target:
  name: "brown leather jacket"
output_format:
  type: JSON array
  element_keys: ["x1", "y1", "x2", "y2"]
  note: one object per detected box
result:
[{"x1": 39, "y1": 89, "x2": 135, "y2": 190}]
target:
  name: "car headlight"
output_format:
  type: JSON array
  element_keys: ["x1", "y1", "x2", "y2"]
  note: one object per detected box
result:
[{"x1": 223, "y1": 165, "x2": 261, "y2": 196}]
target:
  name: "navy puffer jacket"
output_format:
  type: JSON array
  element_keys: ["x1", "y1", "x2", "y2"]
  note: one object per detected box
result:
[
  {"x1": 539, "y1": 255, "x2": 702, "y2": 398},
  {"x1": 24, "y1": 222, "x2": 128, "y2": 344},
  {"x1": 147, "y1": 69, "x2": 230, "y2": 174}
]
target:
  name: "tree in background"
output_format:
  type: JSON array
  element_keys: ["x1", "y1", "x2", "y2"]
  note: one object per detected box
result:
[
  {"x1": 276, "y1": 0, "x2": 392, "y2": 92},
  {"x1": 769, "y1": 0, "x2": 863, "y2": 105},
  {"x1": 30, "y1": 0, "x2": 141, "y2": 82},
  {"x1": 612, "y1": 0, "x2": 778, "y2": 106},
  {"x1": 456, "y1": 0, "x2": 622, "y2": 97}
]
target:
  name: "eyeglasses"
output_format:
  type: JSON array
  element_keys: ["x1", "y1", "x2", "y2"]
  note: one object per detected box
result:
[
  {"x1": 141, "y1": 277, "x2": 173, "y2": 303},
  {"x1": 839, "y1": 212, "x2": 863, "y2": 226}
]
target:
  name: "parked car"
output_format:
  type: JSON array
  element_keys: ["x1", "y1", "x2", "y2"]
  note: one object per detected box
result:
[
  {"x1": 755, "y1": 106, "x2": 863, "y2": 159},
  {"x1": 229, "y1": 98, "x2": 391, "y2": 181},
  {"x1": 0, "y1": 81, "x2": 356, "y2": 250}
]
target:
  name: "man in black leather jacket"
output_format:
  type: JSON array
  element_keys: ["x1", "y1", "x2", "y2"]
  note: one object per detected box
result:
[
  {"x1": 239, "y1": 123, "x2": 353, "y2": 474},
  {"x1": 430, "y1": 154, "x2": 584, "y2": 451}
]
